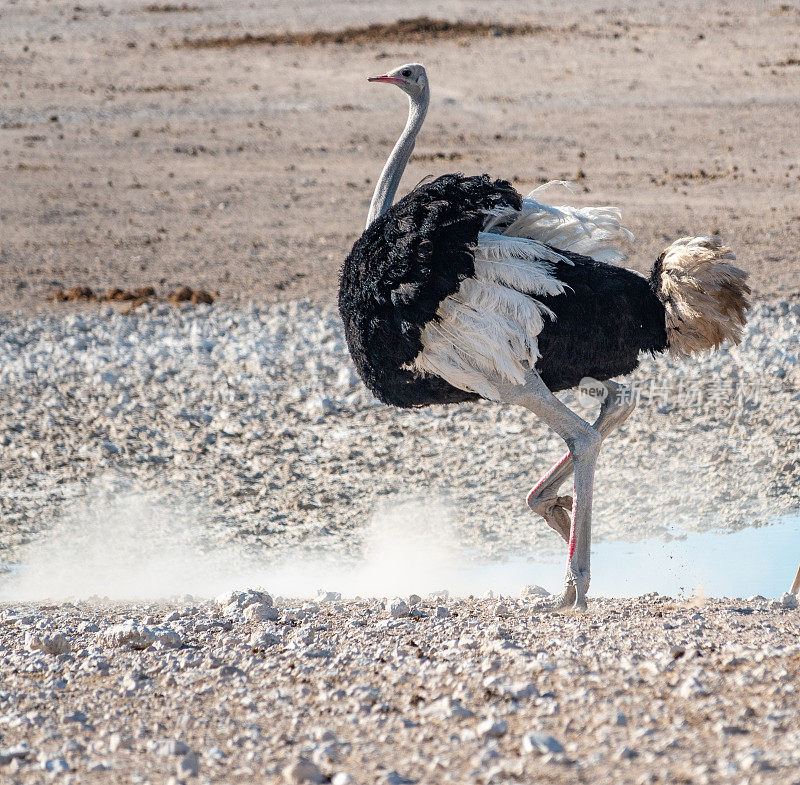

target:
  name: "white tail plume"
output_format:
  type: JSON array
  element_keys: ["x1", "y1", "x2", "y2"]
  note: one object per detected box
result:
[{"x1": 653, "y1": 236, "x2": 750, "y2": 356}]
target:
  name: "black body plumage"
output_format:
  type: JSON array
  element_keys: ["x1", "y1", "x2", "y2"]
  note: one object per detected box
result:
[
  {"x1": 339, "y1": 174, "x2": 519, "y2": 407},
  {"x1": 535, "y1": 251, "x2": 667, "y2": 392},
  {"x1": 339, "y1": 173, "x2": 668, "y2": 406}
]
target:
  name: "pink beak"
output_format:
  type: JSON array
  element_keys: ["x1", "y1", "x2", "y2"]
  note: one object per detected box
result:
[{"x1": 368, "y1": 75, "x2": 404, "y2": 84}]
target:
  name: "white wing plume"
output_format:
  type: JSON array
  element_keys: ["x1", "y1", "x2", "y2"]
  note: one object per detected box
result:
[{"x1": 407, "y1": 182, "x2": 633, "y2": 400}]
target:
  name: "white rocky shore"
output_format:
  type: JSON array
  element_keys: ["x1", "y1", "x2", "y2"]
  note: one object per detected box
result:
[{"x1": 1, "y1": 591, "x2": 799, "y2": 784}]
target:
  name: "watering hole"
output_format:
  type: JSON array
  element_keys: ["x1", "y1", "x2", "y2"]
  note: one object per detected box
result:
[{"x1": 0, "y1": 484, "x2": 797, "y2": 603}]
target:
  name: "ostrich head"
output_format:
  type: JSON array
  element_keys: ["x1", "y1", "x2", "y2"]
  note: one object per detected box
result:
[
  {"x1": 368, "y1": 63, "x2": 428, "y2": 99},
  {"x1": 363, "y1": 62, "x2": 431, "y2": 226}
]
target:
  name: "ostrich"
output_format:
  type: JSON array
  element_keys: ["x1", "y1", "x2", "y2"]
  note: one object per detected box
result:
[{"x1": 338, "y1": 63, "x2": 750, "y2": 609}]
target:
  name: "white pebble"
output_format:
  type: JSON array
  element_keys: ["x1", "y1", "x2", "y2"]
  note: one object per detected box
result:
[
  {"x1": 477, "y1": 718, "x2": 508, "y2": 738},
  {"x1": 386, "y1": 598, "x2": 409, "y2": 618},
  {"x1": 521, "y1": 585, "x2": 550, "y2": 599},
  {"x1": 521, "y1": 732, "x2": 564, "y2": 754},
  {"x1": 108, "y1": 733, "x2": 131, "y2": 753},
  {"x1": 177, "y1": 751, "x2": 199, "y2": 778},
  {"x1": 155, "y1": 739, "x2": 190, "y2": 756},
  {"x1": 25, "y1": 631, "x2": 70, "y2": 655},
  {"x1": 250, "y1": 630, "x2": 281, "y2": 648},
  {"x1": 103, "y1": 620, "x2": 155, "y2": 650},
  {"x1": 243, "y1": 602, "x2": 279, "y2": 622},
  {"x1": 283, "y1": 757, "x2": 325, "y2": 784}
]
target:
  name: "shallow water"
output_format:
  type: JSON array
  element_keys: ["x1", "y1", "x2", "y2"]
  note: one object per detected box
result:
[
  {"x1": 1, "y1": 509, "x2": 797, "y2": 603},
  {"x1": 245, "y1": 513, "x2": 800, "y2": 600},
  {"x1": 465, "y1": 514, "x2": 800, "y2": 599}
]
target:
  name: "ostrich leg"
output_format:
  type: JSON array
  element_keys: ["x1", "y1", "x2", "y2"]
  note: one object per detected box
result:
[
  {"x1": 527, "y1": 381, "x2": 635, "y2": 543},
  {"x1": 499, "y1": 370, "x2": 601, "y2": 610}
]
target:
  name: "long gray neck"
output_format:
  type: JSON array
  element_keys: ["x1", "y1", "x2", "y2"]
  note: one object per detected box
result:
[{"x1": 366, "y1": 87, "x2": 429, "y2": 228}]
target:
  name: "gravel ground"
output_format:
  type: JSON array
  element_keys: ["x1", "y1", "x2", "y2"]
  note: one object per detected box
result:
[
  {"x1": 1, "y1": 592, "x2": 800, "y2": 784},
  {"x1": 1, "y1": 298, "x2": 799, "y2": 783},
  {"x1": 0, "y1": 298, "x2": 798, "y2": 571}
]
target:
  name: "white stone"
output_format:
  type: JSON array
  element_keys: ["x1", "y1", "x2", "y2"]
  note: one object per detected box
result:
[
  {"x1": 477, "y1": 718, "x2": 508, "y2": 738},
  {"x1": 215, "y1": 589, "x2": 272, "y2": 609},
  {"x1": 522, "y1": 732, "x2": 564, "y2": 754},
  {"x1": 243, "y1": 602, "x2": 279, "y2": 622},
  {"x1": 0, "y1": 743, "x2": 30, "y2": 765},
  {"x1": 426, "y1": 697, "x2": 474, "y2": 719},
  {"x1": 312, "y1": 743, "x2": 341, "y2": 765},
  {"x1": 155, "y1": 739, "x2": 190, "y2": 756},
  {"x1": 152, "y1": 627, "x2": 182, "y2": 648},
  {"x1": 103, "y1": 620, "x2": 155, "y2": 650},
  {"x1": 25, "y1": 631, "x2": 70, "y2": 655},
  {"x1": 177, "y1": 752, "x2": 199, "y2": 778},
  {"x1": 305, "y1": 394, "x2": 335, "y2": 418},
  {"x1": 677, "y1": 676, "x2": 707, "y2": 698},
  {"x1": 386, "y1": 598, "x2": 409, "y2": 618},
  {"x1": 283, "y1": 757, "x2": 325, "y2": 784},
  {"x1": 108, "y1": 733, "x2": 131, "y2": 753},
  {"x1": 311, "y1": 727, "x2": 337, "y2": 742},
  {"x1": 121, "y1": 673, "x2": 141, "y2": 692},
  {"x1": 336, "y1": 367, "x2": 359, "y2": 389},
  {"x1": 501, "y1": 681, "x2": 538, "y2": 701},
  {"x1": 521, "y1": 585, "x2": 550, "y2": 599},
  {"x1": 40, "y1": 756, "x2": 69, "y2": 773},
  {"x1": 249, "y1": 630, "x2": 281, "y2": 648}
]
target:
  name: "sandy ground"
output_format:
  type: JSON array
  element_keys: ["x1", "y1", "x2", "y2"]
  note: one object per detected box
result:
[{"x1": 2, "y1": 0, "x2": 800, "y2": 313}]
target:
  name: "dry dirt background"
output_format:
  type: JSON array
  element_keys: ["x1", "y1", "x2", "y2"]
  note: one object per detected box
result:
[{"x1": 2, "y1": 0, "x2": 800, "y2": 313}]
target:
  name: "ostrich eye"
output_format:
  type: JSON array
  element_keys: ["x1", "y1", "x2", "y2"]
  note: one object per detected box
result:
[{"x1": 401, "y1": 69, "x2": 412, "y2": 78}]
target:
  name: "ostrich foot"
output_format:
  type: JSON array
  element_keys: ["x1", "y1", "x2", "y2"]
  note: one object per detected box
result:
[
  {"x1": 528, "y1": 562, "x2": 591, "y2": 613},
  {"x1": 528, "y1": 582, "x2": 589, "y2": 613}
]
